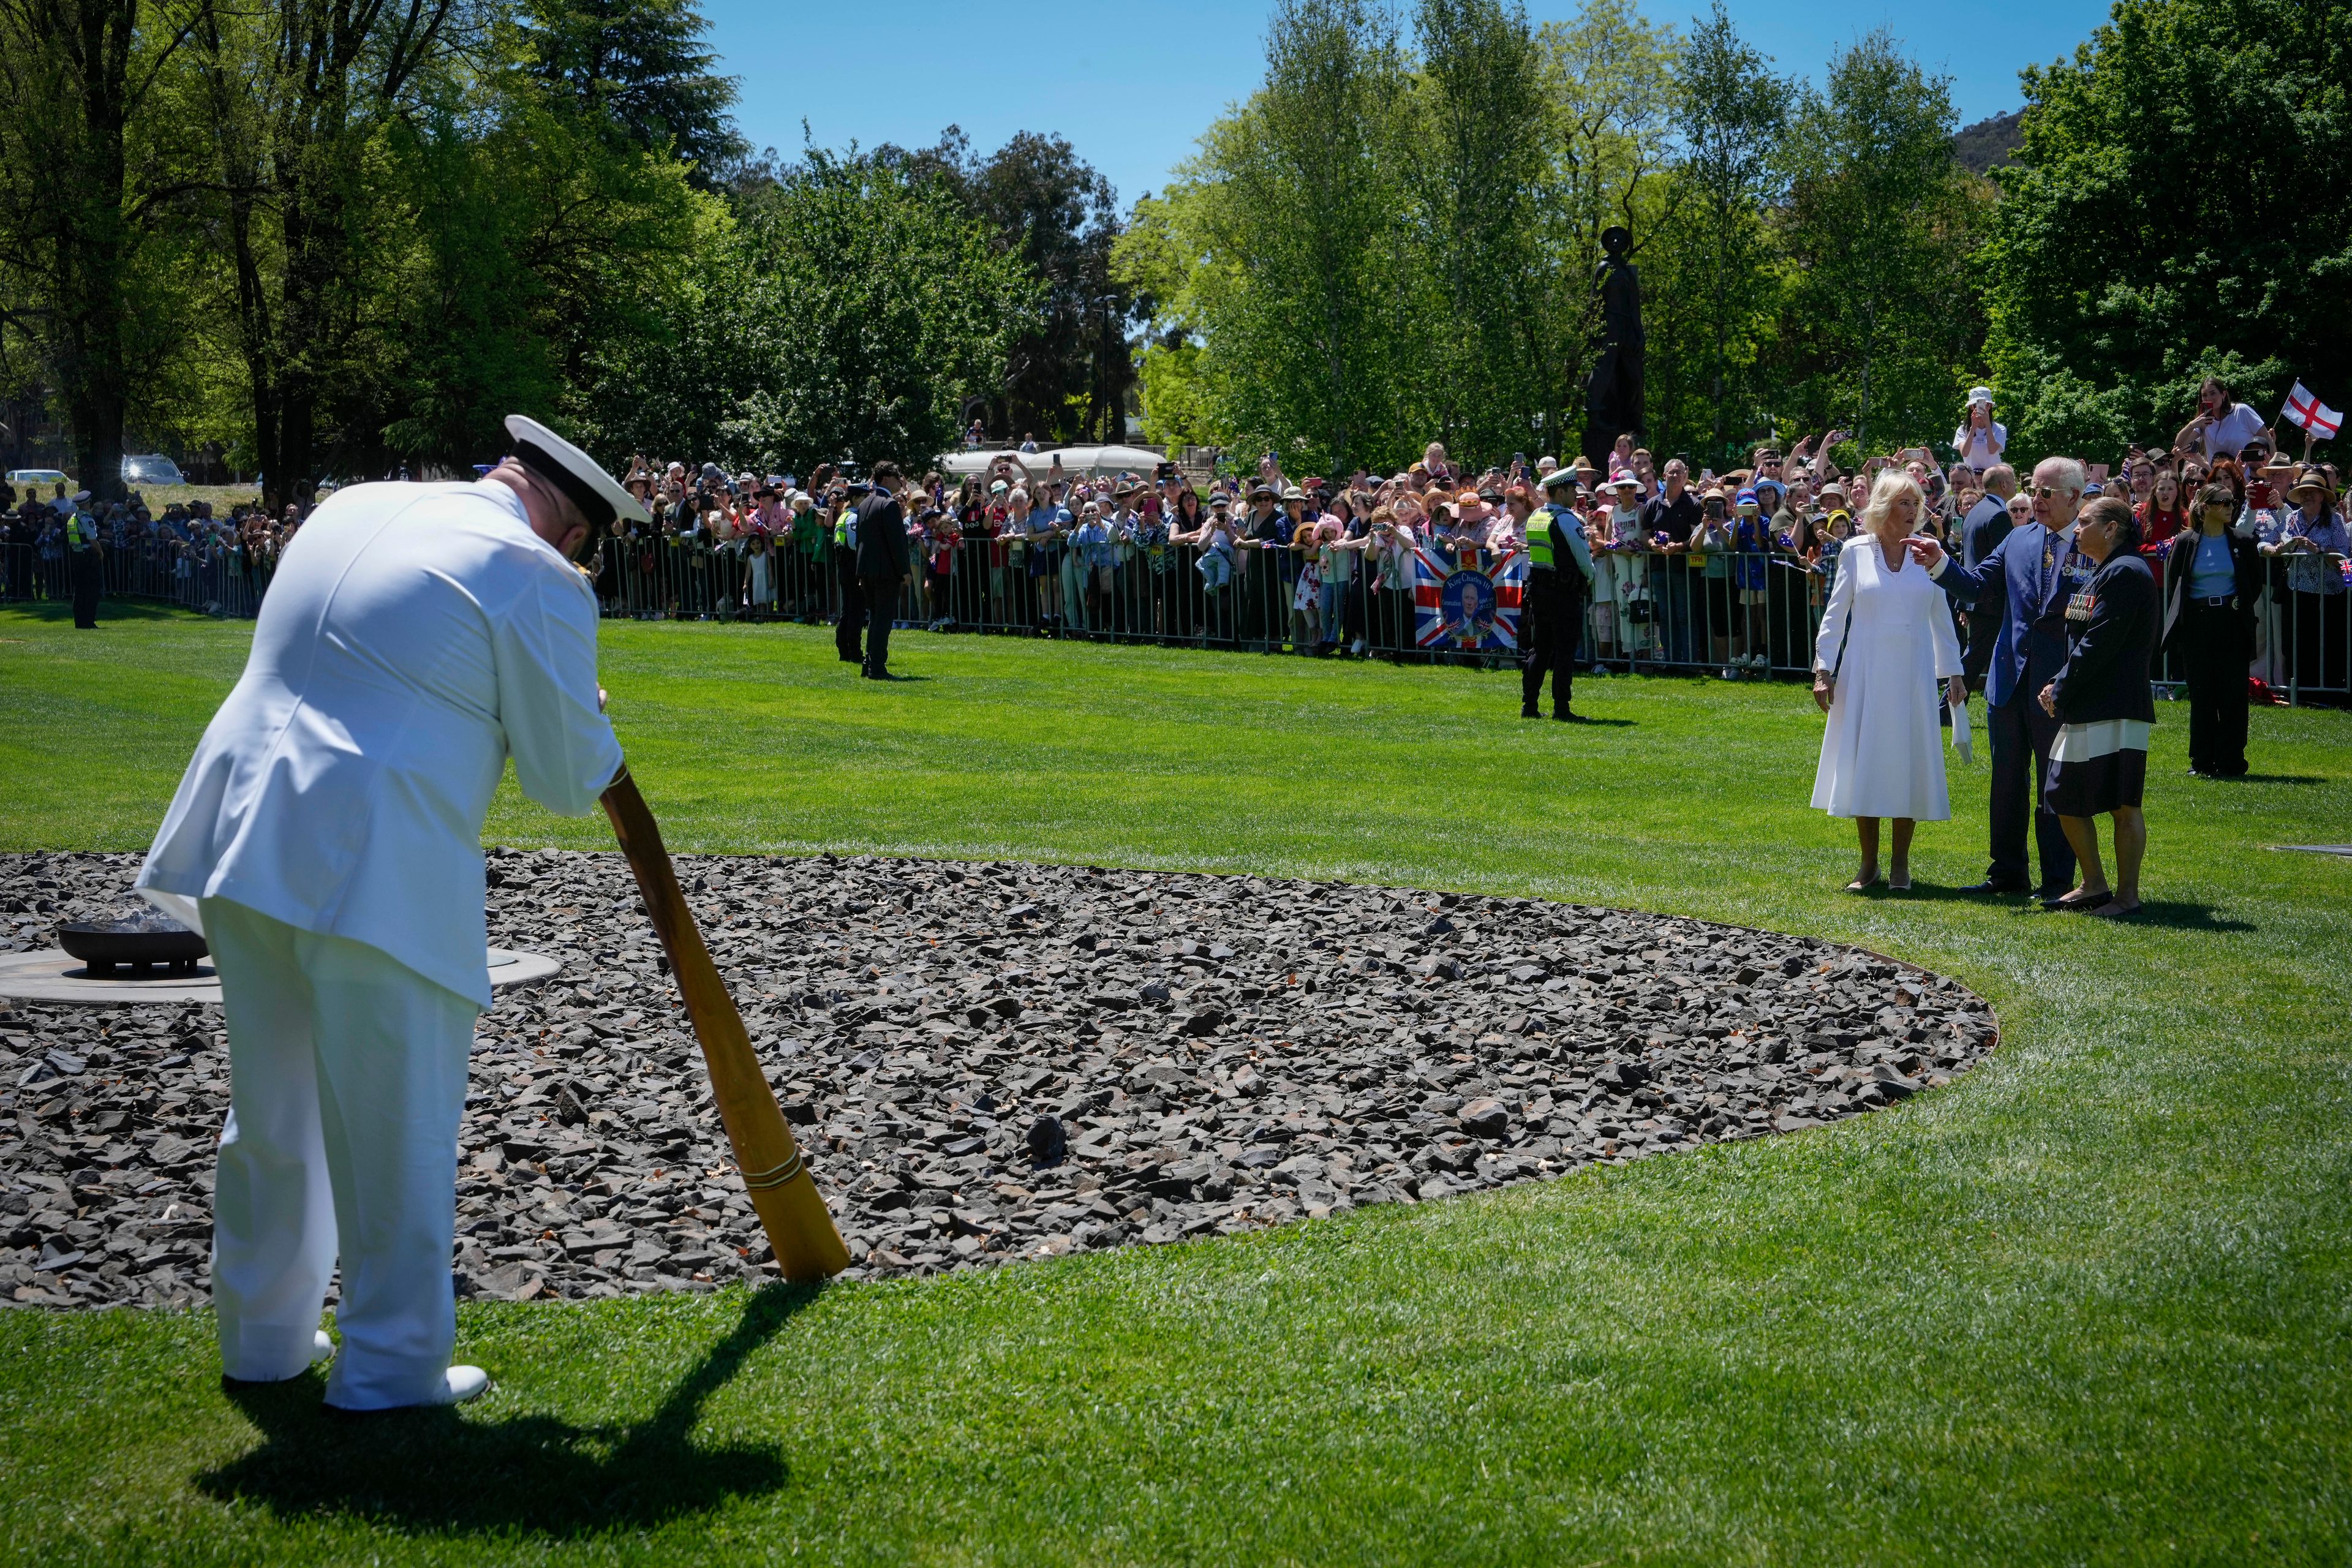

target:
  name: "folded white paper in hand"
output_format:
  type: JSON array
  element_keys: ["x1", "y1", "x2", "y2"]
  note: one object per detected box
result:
[{"x1": 1950, "y1": 691, "x2": 1974, "y2": 763}]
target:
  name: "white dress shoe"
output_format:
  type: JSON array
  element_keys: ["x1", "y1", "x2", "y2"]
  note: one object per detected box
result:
[
  {"x1": 221, "y1": 1328, "x2": 335, "y2": 1390},
  {"x1": 322, "y1": 1364, "x2": 492, "y2": 1413},
  {"x1": 433, "y1": 1365, "x2": 492, "y2": 1405}
]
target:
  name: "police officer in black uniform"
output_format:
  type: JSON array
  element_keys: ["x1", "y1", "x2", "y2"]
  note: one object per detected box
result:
[{"x1": 1523, "y1": 466, "x2": 1594, "y2": 721}]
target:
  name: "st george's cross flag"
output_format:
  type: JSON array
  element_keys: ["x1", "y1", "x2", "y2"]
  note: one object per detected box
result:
[
  {"x1": 1412, "y1": 541, "x2": 1526, "y2": 652},
  {"x1": 2283, "y1": 381, "x2": 2343, "y2": 441}
]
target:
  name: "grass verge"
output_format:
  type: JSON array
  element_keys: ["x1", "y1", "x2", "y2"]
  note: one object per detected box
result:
[{"x1": 1, "y1": 601, "x2": 2348, "y2": 1564}]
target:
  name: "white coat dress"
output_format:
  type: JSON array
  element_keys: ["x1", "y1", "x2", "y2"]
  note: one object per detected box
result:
[{"x1": 1811, "y1": 535, "x2": 1964, "y2": 821}]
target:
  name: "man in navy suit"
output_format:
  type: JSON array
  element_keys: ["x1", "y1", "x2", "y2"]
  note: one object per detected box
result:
[{"x1": 1907, "y1": 456, "x2": 2092, "y2": 901}]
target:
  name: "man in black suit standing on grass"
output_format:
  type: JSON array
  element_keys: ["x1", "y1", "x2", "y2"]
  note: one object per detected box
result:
[
  {"x1": 1958, "y1": 464, "x2": 2018, "y2": 690},
  {"x1": 853, "y1": 462, "x2": 911, "y2": 680}
]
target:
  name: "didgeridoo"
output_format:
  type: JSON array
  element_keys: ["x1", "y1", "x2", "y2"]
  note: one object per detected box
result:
[{"x1": 600, "y1": 767, "x2": 850, "y2": 1281}]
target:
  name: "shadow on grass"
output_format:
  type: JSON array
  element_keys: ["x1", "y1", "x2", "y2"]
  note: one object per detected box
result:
[
  {"x1": 1844, "y1": 881, "x2": 1993, "y2": 903},
  {"x1": 197, "y1": 1280, "x2": 820, "y2": 1537},
  {"x1": 1996, "y1": 896, "x2": 2252, "y2": 931},
  {"x1": 3, "y1": 598, "x2": 200, "y2": 624},
  {"x1": 1835, "y1": 884, "x2": 2253, "y2": 933},
  {"x1": 2104, "y1": 899, "x2": 2257, "y2": 932}
]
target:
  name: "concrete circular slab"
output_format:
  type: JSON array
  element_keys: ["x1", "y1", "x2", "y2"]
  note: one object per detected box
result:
[{"x1": 0, "y1": 946, "x2": 561, "y2": 1006}]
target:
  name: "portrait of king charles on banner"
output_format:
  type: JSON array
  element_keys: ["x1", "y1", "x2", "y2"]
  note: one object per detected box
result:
[{"x1": 1412, "y1": 541, "x2": 1527, "y2": 653}]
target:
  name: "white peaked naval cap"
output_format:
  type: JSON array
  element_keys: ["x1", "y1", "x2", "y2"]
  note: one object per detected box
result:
[{"x1": 503, "y1": 413, "x2": 650, "y2": 526}]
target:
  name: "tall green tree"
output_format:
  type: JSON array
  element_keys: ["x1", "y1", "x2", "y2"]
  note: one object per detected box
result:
[
  {"x1": 960, "y1": 131, "x2": 1131, "y2": 446},
  {"x1": 1111, "y1": 187, "x2": 1217, "y2": 451},
  {"x1": 1774, "y1": 30, "x2": 1985, "y2": 452},
  {"x1": 184, "y1": 0, "x2": 462, "y2": 507},
  {"x1": 1981, "y1": 0, "x2": 2352, "y2": 459},
  {"x1": 375, "y1": 35, "x2": 712, "y2": 464},
  {"x1": 0, "y1": 0, "x2": 200, "y2": 499},
  {"x1": 1408, "y1": 0, "x2": 1552, "y2": 461},
  {"x1": 520, "y1": 0, "x2": 746, "y2": 187},
  {"x1": 584, "y1": 148, "x2": 1038, "y2": 473},
  {"x1": 170, "y1": 0, "x2": 720, "y2": 495},
  {"x1": 1125, "y1": 0, "x2": 1418, "y2": 475},
  {"x1": 878, "y1": 127, "x2": 1134, "y2": 446},
  {"x1": 1125, "y1": 0, "x2": 1685, "y2": 475},
  {"x1": 1646, "y1": 2, "x2": 1789, "y2": 467}
]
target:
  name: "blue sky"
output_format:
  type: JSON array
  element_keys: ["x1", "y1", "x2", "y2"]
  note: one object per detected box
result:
[{"x1": 703, "y1": 0, "x2": 2113, "y2": 206}]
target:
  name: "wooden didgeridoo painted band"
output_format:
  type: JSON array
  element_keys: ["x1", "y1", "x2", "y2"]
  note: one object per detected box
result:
[{"x1": 599, "y1": 767, "x2": 850, "y2": 1281}]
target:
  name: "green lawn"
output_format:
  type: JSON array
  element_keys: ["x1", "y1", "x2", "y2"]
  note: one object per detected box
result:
[{"x1": 2, "y1": 600, "x2": 2349, "y2": 1566}]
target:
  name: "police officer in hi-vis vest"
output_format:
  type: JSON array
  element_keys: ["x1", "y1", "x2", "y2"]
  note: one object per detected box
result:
[
  {"x1": 831, "y1": 479, "x2": 867, "y2": 665},
  {"x1": 62, "y1": 488, "x2": 101, "y2": 629},
  {"x1": 1524, "y1": 466, "x2": 1596, "y2": 722}
]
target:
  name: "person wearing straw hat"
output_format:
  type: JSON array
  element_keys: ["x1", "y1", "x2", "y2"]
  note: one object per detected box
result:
[
  {"x1": 135, "y1": 415, "x2": 643, "y2": 1411},
  {"x1": 2262, "y1": 464, "x2": 2350, "y2": 695}
]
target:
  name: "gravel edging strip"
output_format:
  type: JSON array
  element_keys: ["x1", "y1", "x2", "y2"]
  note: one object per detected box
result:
[{"x1": 0, "y1": 850, "x2": 1997, "y2": 1308}]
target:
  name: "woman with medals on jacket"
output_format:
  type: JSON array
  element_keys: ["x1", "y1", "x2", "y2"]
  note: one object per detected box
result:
[{"x1": 2039, "y1": 494, "x2": 2160, "y2": 917}]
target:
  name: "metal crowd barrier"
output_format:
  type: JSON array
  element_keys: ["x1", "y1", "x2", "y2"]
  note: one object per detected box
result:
[
  {"x1": 108, "y1": 537, "x2": 274, "y2": 617},
  {"x1": 576, "y1": 533, "x2": 2351, "y2": 702},
  {"x1": 0, "y1": 537, "x2": 276, "y2": 617},
  {"x1": 10, "y1": 526, "x2": 2342, "y2": 706}
]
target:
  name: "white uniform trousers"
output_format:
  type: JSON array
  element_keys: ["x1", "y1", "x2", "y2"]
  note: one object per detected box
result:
[{"x1": 202, "y1": 897, "x2": 478, "y2": 1409}]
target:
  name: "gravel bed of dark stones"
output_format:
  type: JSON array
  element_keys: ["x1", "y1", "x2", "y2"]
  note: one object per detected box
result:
[{"x1": 0, "y1": 850, "x2": 1997, "y2": 1310}]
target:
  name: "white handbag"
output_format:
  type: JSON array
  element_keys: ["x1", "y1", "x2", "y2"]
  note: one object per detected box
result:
[{"x1": 1950, "y1": 691, "x2": 1974, "y2": 763}]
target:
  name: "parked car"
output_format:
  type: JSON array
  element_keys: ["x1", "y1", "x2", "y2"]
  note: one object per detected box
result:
[
  {"x1": 6, "y1": 469, "x2": 69, "y2": 488},
  {"x1": 122, "y1": 454, "x2": 184, "y2": 486}
]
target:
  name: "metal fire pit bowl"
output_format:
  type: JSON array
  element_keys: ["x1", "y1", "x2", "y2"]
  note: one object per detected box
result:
[{"x1": 54, "y1": 921, "x2": 211, "y2": 978}]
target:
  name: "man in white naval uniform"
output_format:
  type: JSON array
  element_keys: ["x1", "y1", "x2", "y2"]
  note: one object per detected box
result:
[{"x1": 137, "y1": 416, "x2": 646, "y2": 1410}]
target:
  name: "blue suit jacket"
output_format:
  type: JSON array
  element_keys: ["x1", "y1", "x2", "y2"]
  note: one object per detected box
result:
[{"x1": 1929, "y1": 521, "x2": 2090, "y2": 709}]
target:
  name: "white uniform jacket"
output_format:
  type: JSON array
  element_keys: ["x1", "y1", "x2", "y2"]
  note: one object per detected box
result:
[{"x1": 138, "y1": 481, "x2": 623, "y2": 1008}]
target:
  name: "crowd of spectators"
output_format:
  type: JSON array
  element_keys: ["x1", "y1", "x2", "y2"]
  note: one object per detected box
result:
[
  {"x1": 582, "y1": 377, "x2": 2347, "y2": 703},
  {"x1": 0, "y1": 475, "x2": 303, "y2": 615},
  {"x1": 6, "y1": 374, "x2": 2343, "y2": 701}
]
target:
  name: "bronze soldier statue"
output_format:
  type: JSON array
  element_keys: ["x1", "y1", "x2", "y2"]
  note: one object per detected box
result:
[{"x1": 1581, "y1": 226, "x2": 1645, "y2": 470}]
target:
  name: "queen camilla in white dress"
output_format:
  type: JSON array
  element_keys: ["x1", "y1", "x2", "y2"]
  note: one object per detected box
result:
[{"x1": 1811, "y1": 530, "x2": 1964, "y2": 820}]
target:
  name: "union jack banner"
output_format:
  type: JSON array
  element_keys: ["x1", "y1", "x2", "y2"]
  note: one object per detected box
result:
[{"x1": 1412, "y1": 541, "x2": 1526, "y2": 651}]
